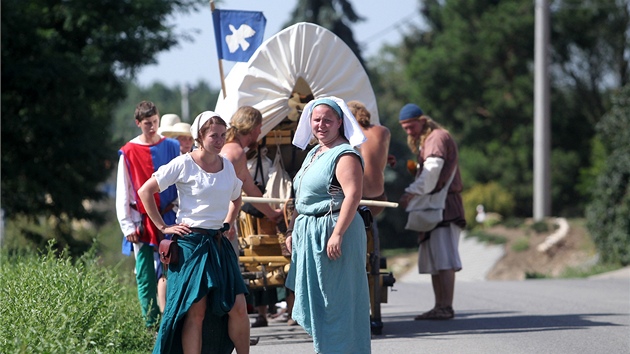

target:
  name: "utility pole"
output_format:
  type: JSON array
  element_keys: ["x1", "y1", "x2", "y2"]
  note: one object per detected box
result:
[
  {"x1": 181, "y1": 84, "x2": 190, "y2": 122},
  {"x1": 534, "y1": 0, "x2": 551, "y2": 220}
]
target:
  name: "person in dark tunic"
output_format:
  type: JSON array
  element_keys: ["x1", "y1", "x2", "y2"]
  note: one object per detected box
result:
[{"x1": 398, "y1": 103, "x2": 466, "y2": 321}]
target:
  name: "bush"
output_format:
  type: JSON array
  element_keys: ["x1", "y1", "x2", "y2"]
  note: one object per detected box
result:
[
  {"x1": 466, "y1": 230, "x2": 507, "y2": 245},
  {"x1": 529, "y1": 220, "x2": 549, "y2": 234},
  {"x1": 0, "y1": 241, "x2": 153, "y2": 353},
  {"x1": 462, "y1": 182, "x2": 516, "y2": 228},
  {"x1": 502, "y1": 217, "x2": 525, "y2": 229},
  {"x1": 586, "y1": 85, "x2": 630, "y2": 266},
  {"x1": 511, "y1": 237, "x2": 530, "y2": 252}
]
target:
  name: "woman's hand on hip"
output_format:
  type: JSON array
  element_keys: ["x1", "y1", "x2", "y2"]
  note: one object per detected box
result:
[{"x1": 164, "y1": 223, "x2": 191, "y2": 236}]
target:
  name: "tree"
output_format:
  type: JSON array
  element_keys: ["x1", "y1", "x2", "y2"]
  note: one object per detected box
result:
[
  {"x1": 112, "y1": 80, "x2": 220, "y2": 145},
  {"x1": 376, "y1": 0, "x2": 629, "y2": 217},
  {"x1": 586, "y1": 85, "x2": 630, "y2": 266},
  {"x1": 392, "y1": 0, "x2": 537, "y2": 215},
  {"x1": 1, "y1": 0, "x2": 204, "y2": 252},
  {"x1": 586, "y1": 84, "x2": 630, "y2": 266},
  {"x1": 551, "y1": 0, "x2": 629, "y2": 214},
  {"x1": 284, "y1": 0, "x2": 367, "y2": 68}
]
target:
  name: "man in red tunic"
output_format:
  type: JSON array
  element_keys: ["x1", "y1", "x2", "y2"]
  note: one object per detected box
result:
[{"x1": 116, "y1": 101, "x2": 180, "y2": 327}]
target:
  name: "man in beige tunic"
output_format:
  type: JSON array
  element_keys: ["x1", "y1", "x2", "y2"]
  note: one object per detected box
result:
[{"x1": 398, "y1": 103, "x2": 466, "y2": 321}]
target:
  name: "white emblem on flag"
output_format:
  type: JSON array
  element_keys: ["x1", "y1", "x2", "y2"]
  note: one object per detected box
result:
[{"x1": 225, "y1": 24, "x2": 256, "y2": 53}]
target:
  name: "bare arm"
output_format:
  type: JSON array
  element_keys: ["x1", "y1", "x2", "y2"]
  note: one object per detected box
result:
[
  {"x1": 224, "y1": 195, "x2": 242, "y2": 240},
  {"x1": 138, "y1": 177, "x2": 190, "y2": 236},
  {"x1": 361, "y1": 126, "x2": 391, "y2": 197},
  {"x1": 327, "y1": 153, "x2": 363, "y2": 260},
  {"x1": 222, "y1": 146, "x2": 283, "y2": 222}
]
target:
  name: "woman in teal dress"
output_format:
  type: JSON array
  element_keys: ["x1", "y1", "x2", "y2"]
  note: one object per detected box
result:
[{"x1": 285, "y1": 97, "x2": 371, "y2": 353}]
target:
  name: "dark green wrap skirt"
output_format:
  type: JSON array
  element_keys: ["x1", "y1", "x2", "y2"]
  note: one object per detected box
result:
[{"x1": 153, "y1": 229, "x2": 248, "y2": 354}]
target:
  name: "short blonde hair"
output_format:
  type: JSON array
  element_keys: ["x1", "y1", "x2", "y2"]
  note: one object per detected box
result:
[{"x1": 226, "y1": 106, "x2": 263, "y2": 142}]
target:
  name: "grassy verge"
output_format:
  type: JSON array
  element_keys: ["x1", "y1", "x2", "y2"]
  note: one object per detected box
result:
[
  {"x1": 381, "y1": 248, "x2": 418, "y2": 276},
  {"x1": 560, "y1": 262, "x2": 624, "y2": 278},
  {"x1": 381, "y1": 248, "x2": 417, "y2": 259},
  {"x1": 466, "y1": 229, "x2": 507, "y2": 245},
  {"x1": 0, "y1": 241, "x2": 154, "y2": 354}
]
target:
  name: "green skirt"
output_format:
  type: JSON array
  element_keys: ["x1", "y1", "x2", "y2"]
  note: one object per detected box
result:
[{"x1": 153, "y1": 230, "x2": 248, "y2": 354}]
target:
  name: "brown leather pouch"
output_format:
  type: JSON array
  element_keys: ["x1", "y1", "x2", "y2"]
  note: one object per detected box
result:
[{"x1": 159, "y1": 238, "x2": 178, "y2": 265}]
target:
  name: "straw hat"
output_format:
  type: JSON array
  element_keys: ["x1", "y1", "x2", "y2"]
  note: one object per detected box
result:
[
  {"x1": 158, "y1": 114, "x2": 181, "y2": 135},
  {"x1": 162, "y1": 122, "x2": 192, "y2": 138}
]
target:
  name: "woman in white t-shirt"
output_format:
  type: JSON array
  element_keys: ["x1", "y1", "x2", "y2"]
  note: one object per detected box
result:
[{"x1": 139, "y1": 111, "x2": 250, "y2": 354}]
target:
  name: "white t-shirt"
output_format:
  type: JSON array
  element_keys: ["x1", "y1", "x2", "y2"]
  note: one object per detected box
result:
[{"x1": 153, "y1": 154, "x2": 243, "y2": 230}]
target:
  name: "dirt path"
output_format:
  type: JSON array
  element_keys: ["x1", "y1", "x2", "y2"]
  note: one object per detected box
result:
[
  {"x1": 484, "y1": 219, "x2": 597, "y2": 280},
  {"x1": 386, "y1": 218, "x2": 599, "y2": 281}
]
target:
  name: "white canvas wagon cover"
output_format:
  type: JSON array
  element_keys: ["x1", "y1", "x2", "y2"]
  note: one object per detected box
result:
[{"x1": 215, "y1": 22, "x2": 380, "y2": 138}]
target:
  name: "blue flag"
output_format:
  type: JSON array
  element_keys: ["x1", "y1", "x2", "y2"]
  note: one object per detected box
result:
[{"x1": 212, "y1": 9, "x2": 266, "y2": 62}]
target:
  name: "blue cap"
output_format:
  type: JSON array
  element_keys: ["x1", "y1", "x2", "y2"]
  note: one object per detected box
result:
[{"x1": 399, "y1": 103, "x2": 424, "y2": 121}]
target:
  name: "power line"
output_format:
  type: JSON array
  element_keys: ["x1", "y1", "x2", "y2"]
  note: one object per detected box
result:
[
  {"x1": 360, "y1": 12, "x2": 419, "y2": 44},
  {"x1": 551, "y1": 1, "x2": 629, "y2": 11}
]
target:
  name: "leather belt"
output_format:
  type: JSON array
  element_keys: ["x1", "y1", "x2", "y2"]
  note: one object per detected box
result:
[{"x1": 311, "y1": 209, "x2": 340, "y2": 218}]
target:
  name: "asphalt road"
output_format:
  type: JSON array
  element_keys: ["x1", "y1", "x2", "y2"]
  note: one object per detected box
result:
[{"x1": 247, "y1": 275, "x2": 630, "y2": 353}]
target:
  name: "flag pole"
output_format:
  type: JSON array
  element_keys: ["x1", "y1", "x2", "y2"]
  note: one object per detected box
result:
[{"x1": 209, "y1": 0, "x2": 227, "y2": 99}]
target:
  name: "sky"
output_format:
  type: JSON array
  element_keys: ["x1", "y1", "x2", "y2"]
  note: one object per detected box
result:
[{"x1": 136, "y1": 0, "x2": 424, "y2": 88}]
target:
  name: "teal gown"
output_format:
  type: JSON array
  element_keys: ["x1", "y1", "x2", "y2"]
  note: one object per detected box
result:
[
  {"x1": 153, "y1": 230, "x2": 248, "y2": 354},
  {"x1": 285, "y1": 144, "x2": 371, "y2": 354}
]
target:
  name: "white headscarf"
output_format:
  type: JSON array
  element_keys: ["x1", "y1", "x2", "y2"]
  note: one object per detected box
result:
[
  {"x1": 190, "y1": 111, "x2": 222, "y2": 144},
  {"x1": 292, "y1": 96, "x2": 366, "y2": 150}
]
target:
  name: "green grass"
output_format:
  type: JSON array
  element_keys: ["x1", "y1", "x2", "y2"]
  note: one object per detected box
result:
[
  {"x1": 500, "y1": 217, "x2": 525, "y2": 229},
  {"x1": 381, "y1": 248, "x2": 417, "y2": 258},
  {"x1": 466, "y1": 230, "x2": 507, "y2": 245},
  {"x1": 529, "y1": 220, "x2": 550, "y2": 233},
  {"x1": 525, "y1": 272, "x2": 548, "y2": 279},
  {"x1": 511, "y1": 237, "x2": 530, "y2": 252},
  {"x1": 525, "y1": 263, "x2": 623, "y2": 279},
  {"x1": 0, "y1": 241, "x2": 154, "y2": 353},
  {"x1": 560, "y1": 262, "x2": 624, "y2": 278}
]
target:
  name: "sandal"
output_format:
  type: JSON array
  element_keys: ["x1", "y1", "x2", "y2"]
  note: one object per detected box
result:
[
  {"x1": 433, "y1": 306, "x2": 455, "y2": 320},
  {"x1": 414, "y1": 306, "x2": 455, "y2": 320},
  {"x1": 414, "y1": 308, "x2": 440, "y2": 320}
]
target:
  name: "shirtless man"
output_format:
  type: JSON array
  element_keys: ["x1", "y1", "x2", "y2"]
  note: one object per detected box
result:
[
  {"x1": 220, "y1": 106, "x2": 283, "y2": 227},
  {"x1": 221, "y1": 106, "x2": 284, "y2": 329},
  {"x1": 347, "y1": 101, "x2": 392, "y2": 217}
]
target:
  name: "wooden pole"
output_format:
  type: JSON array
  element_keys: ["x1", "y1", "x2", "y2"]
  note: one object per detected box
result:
[
  {"x1": 209, "y1": 0, "x2": 227, "y2": 98},
  {"x1": 241, "y1": 196, "x2": 399, "y2": 209},
  {"x1": 238, "y1": 256, "x2": 290, "y2": 263}
]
